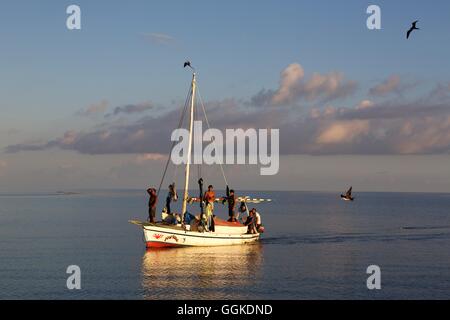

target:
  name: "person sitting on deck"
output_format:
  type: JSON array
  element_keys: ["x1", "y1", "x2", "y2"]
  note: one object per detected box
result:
[
  {"x1": 162, "y1": 211, "x2": 180, "y2": 225},
  {"x1": 203, "y1": 185, "x2": 216, "y2": 231},
  {"x1": 244, "y1": 208, "x2": 263, "y2": 234},
  {"x1": 253, "y1": 208, "x2": 263, "y2": 232},
  {"x1": 147, "y1": 187, "x2": 158, "y2": 223},
  {"x1": 237, "y1": 201, "x2": 248, "y2": 222},
  {"x1": 244, "y1": 209, "x2": 257, "y2": 234}
]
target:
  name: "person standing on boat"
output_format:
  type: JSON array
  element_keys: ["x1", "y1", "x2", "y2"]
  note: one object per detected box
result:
[
  {"x1": 165, "y1": 183, "x2": 178, "y2": 215},
  {"x1": 147, "y1": 187, "x2": 158, "y2": 223},
  {"x1": 203, "y1": 185, "x2": 215, "y2": 231},
  {"x1": 224, "y1": 189, "x2": 237, "y2": 222}
]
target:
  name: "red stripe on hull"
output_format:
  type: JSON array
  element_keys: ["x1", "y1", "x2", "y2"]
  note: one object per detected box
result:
[{"x1": 146, "y1": 241, "x2": 178, "y2": 248}]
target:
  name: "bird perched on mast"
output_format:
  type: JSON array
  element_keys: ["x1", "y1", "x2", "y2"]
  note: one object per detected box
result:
[
  {"x1": 184, "y1": 60, "x2": 194, "y2": 70},
  {"x1": 406, "y1": 20, "x2": 419, "y2": 39}
]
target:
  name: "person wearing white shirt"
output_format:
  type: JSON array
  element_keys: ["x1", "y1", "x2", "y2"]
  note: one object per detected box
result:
[{"x1": 245, "y1": 208, "x2": 263, "y2": 234}]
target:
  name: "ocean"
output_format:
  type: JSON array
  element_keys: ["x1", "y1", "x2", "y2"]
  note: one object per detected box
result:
[{"x1": 1, "y1": 190, "x2": 450, "y2": 299}]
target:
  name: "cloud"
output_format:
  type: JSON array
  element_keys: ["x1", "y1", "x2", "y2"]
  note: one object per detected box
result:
[
  {"x1": 316, "y1": 120, "x2": 370, "y2": 144},
  {"x1": 356, "y1": 100, "x2": 374, "y2": 110},
  {"x1": 393, "y1": 117, "x2": 450, "y2": 154},
  {"x1": 135, "y1": 153, "x2": 166, "y2": 163},
  {"x1": 6, "y1": 70, "x2": 450, "y2": 156},
  {"x1": 5, "y1": 107, "x2": 180, "y2": 155},
  {"x1": 143, "y1": 32, "x2": 176, "y2": 45},
  {"x1": 249, "y1": 63, "x2": 357, "y2": 106},
  {"x1": 76, "y1": 100, "x2": 108, "y2": 116},
  {"x1": 369, "y1": 75, "x2": 417, "y2": 97},
  {"x1": 8, "y1": 92, "x2": 450, "y2": 156},
  {"x1": 338, "y1": 101, "x2": 450, "y2": 121},
  {"x1": 7, "y1": 99, "x2": 450, "y2": 155},
  {"x1": 280, "y1": 96, "x2": 450, "y2": 155},
  {"x1": 369, "y1": 75, "x2": 401, "y2": 96},
  {"x1": 106, "y1": 102, "x2": 153, "y2": 117},
  {"x1": 428, "y1": 83, "x2": 450, "y2": 101},
  {"x1": 4, "y1": 99, "x2": 281, "y2": 155},
  {"x1": 271, "y1": 63, "x2": 305, "y2": 105}
]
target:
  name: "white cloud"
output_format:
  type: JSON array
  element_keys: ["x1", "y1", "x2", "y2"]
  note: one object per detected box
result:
[
  {"x1": 250, "y1": 62, "x2": 357, "y2": 106},
  {"x1": 316, "y1": 120, "x2": 370, "y2": 145},
  {"x1": 356, "y1": 100, "x2": 374, "y2": 110},
  {"x1": 272, "y1": 63, "x2": 305, "y2": 105}
]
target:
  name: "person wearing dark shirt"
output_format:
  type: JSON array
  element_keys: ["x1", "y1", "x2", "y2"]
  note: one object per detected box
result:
[
  {"x1": 244, "y1": 209, "x2": 256, "y2": 234},
  {"x1": 225, "y1": 189, "x2": 237, "y2": 222},
  {"x1": 147, "y1": 187, "x2": 158, "y2": 223},
  {"x1": 165, "y1": 183, "x2": 178, "y2": 215}
]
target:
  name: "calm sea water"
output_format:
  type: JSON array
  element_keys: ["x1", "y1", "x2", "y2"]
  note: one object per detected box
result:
[{"x1": 1, "y1": 190, "x2": 450, "y2": 299}]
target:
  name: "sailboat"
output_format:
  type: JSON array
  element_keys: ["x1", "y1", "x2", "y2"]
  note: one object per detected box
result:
[{"x1": 129, "y1": 63, "x2": 271, "y2": 248}]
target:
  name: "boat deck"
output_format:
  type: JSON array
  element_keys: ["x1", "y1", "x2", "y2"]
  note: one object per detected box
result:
[
  {"x1": 129, "y1": 217, "x2": 245, "y2": 229},
  {"x1": 129, "y1": 220, "x2": 185, "y2": 230}
]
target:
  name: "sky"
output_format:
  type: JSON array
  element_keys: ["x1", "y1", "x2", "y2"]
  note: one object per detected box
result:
[{"x1": 1, "y1": 0, "x2": 450, "y2": 193}]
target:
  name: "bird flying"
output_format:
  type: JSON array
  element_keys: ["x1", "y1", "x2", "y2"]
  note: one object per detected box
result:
[
  {"x1": 340, "y1": 186, "x2": 354, "y2": 201},
  {"x1": 406, "y1": 20, "x2": 419, "y2": 39},
  {"x1": 184, "y1": 61, "x2": 192, "y2": 69}
]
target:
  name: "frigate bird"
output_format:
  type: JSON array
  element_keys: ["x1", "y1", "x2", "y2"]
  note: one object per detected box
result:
[
  {"x1": 184, "y1": 61, "x2": 193, "y2": 69},
  {"x1": 407, "y1": 20, "x2": 419, "y2": 39},
  {"x1": 341, "y1": 186, "x2": 354, "y2": 201}
]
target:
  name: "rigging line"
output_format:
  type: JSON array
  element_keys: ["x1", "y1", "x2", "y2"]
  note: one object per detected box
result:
[
  {"x1": 157, "y1": 87, "x2": 192, "y2": 198},
  {"x1": 193, "y1": 93, "x2": 202, "y2": 182},
  {"x1": 197, "y1": 88, "x2": 229, "y2": 187},
  {"x1": 173, "y1": 155, "x2": 179, "y2": 183},
  {"x1": 173, "y1": 95, "x2": 190, "y2": 182}
]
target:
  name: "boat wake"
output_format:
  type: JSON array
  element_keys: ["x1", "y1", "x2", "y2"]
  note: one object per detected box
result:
[
  {"x1": 401, "y1": 225, "x2": 450, "y2": 230},
  {"x1": 262, "y1": 230, "x2": 450, "y2": 245}
]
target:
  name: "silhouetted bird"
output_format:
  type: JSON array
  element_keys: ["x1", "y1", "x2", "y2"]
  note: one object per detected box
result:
[
  {"x1": 407, "y1": 20, "x2": 419, "y2": 39},
  {"x1": 184, "y1": 61, "x2": 192, "y2": 68},
  {"x1": 340, "y1": 186, "x2": 354, "y2": 201}
]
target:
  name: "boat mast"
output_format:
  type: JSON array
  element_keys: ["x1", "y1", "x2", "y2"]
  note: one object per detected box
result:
[{"x1": 181, "y1": 72, "x2": 196, "y2": 216}]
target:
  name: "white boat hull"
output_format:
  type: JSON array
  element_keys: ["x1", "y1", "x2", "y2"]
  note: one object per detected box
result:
[{"x1": 134, "y1": 222, "x2": 260, "y2": 248}]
